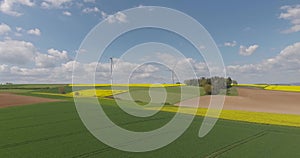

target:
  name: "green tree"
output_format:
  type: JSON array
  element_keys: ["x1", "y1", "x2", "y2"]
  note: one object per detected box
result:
[
  {"x1": 204, "y1": 84, "x2": 212, "y2": 95},
  {"x1": 58, "y1": 86, "x2": 66, "y2": 94},
  {"x1": 199, "y1": 77, "x2": 207, "y2": 87},
  {"x1": 226, "y1": 77, "x2": 232, "y2": 88},
  {"x1": 232, "y1": 80, "x2": 238, "y2": 85}
]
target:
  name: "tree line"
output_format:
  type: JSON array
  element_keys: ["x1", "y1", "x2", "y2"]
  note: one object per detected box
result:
[{"x1": 184, "y1": 77, "x2": 238, "y2": 95}]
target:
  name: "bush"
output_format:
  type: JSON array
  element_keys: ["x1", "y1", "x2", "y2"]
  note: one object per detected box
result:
[
  {"x1": 204, "y1": 84, "x2": 212, "y2": 95},
  {"x1": 185, "y1": 76, "x2": 236, "y2": 95},
  {"x1": 74, "y1": 91, "x2": 80, "y2": 96},
  {"x1": 164, "y1": 102, "x2": 171, "y2": 105},
  {"x1": 58, "y1": 86, "x2": 66, "y2": 94},
  {"x1": 226, "y1": 77, "x2": 233, "y2": 88},
  {"x1": 135, "y1": 100, "x2": 144, "y2": 103}
]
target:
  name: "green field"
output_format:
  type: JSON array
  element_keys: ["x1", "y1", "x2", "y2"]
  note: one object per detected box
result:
[
  {"x1": 115, "y1": 86, "x2": 205, "y2": 104},
  {"x1": 1, "y1": 85, "x2": 300, "y2": 157}
]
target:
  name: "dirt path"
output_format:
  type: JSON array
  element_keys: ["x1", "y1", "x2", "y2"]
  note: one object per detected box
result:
[
  {"x1": 0, "y1": 93, "x2": 62, "y2": 108},
  {"x1": 176, "y1": 88, "x2": 300, "y2": 115}
]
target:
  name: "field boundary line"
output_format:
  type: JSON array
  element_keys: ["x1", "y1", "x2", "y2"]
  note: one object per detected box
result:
[{"x1": 203, "y1": 130, "x2": 268, "y2": 158}]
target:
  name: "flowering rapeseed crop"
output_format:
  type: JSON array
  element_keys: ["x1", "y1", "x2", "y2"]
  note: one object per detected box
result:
[
  {"x1": 264, "y1": 85, "x2": 300, "y2": 92},
  {"x1": 147, "y1": 106, "x2": 300, "y2": 127}
]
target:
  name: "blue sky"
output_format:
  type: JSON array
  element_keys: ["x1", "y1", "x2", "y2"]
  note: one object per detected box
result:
[{"x1": 0, "y1": 0, "x2": 300, "y2": 84}]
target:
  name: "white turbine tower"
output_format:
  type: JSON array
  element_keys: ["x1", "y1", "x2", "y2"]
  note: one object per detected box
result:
[{"x1": 110, "y1": 57, "x2": 113, "y2": 85}]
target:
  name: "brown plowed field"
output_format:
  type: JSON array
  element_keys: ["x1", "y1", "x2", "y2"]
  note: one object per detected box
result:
[
  {"x1": 176, "y1": 87, "x2": 300, "y2": 115},
  {"x1": 0, "y1": 93, "x2": 62, "y2": 108}
]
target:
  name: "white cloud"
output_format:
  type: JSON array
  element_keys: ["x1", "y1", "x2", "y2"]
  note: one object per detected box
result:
[
  {"x1": 152, "y1": 52, "x2": 209, "y2": 79},
  {"x1": 83, "y1": 0, "x2": 95, "y2": 3},
  {"x1": 0, "y1": 39, "x2": 72, "y2": 83},
  {"x1": 284, "y1": 25, "x2": 300, "y2": 33},
  {"x1": 0, "y1": 23, "x2": 11, "y2": 35},
  {"x1": 0, "y1": 0, "x2": 34, "y2": 16},
  {"x1": 198, "y1": 45, "x2": 206, "y2": 50},
  {"x1": 227, "y1": 42, "x2": 300, "y2": 83},
  {"x1": 0, "y1": 55, "x2": 203, "y2": 83},
  {"x1": 48, "y1": 48, "x2": 68, "y2": 59},
  {"x1": 0, "y1": 64, "x2": 8, "y2": 72},
  {"x1": 16, "y1": 27, "x2": 23, "y2": 32},
  {"x1": 41, "y1": 0, "x2": 72, "y2": 9},
  {"x1": 27, "y1": 28, "x2": 41, "y2": 36},
  {"x1": 62, "y1": 11, "x2": 71, "y2": 16},
  {"x1": 224, "y1": 41, "x2": 237, "y2": 47},
  {"x1": 239, "y1": 44, "x2": 259, "y2": 56},
  {"x1": 0, "y1": 39, "x2": 37, "y2": 65},
  {"x1": 102, "y1": 11, "x2": 128, "y2": 23},
  {"x1": 266, "y1": 42, "x2": 300, "y2": 70},
  {"x1": 14, "y1": 27, "x2": 40, "y2": 36},
  {"x1": 10, "y1": 66, "x2": 49, "y2": 76},
  {"x1": 137, "y1": 4, "x2": 145, "y2": 8},
  {"x1": 101, "y1": 11, "x2": 107, "y2": 18},
  {"x1": 0, "y1": 40, "x2": 195, "y2": 83},
  {"x1": 82, "y1": 7, "x2": 99, "y2": 13},
  {"x1": 14, "y1": 32, "x2": 22, "y2": 37},
  {"x1": 35, "y1": 48, "x2": 69, "y2": 68},
  {"x1": 75, "y1": 2, "x2": 83, "y2": 8},
  {"x1": 75, "y1": 48, "x2": 87, "y2": 54},
  {"x1": 111, "y1": 60, "x2": 172, "y2": 83},
  {"x1": 1, "y1": 42, "x2": 300, "y2": 84},
  {"x1": 279, "y1": 5, "x2": 300, "y2": 33}
]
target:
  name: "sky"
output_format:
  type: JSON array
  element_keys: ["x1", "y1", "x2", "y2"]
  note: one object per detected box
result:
[{"x1": 0, "y1": 0, "x2": 300, "y2": 84}]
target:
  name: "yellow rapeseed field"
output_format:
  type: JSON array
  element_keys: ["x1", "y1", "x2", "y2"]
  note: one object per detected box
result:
[
  {"x1": 70, "y1": 89, "x2": 127, "y2": 97},
  {"x1": 235, "y1": 84, "x2": 268, "y2": 88},
  {"x1": 236, "y1": 84, "x2": 300, "y2": 92},
  {"x1": 147, "y1": 106, "x2": 300, "y2": 127},
  {"x1": 264, "y1": 85, "x2": 300, "y2": 92}
]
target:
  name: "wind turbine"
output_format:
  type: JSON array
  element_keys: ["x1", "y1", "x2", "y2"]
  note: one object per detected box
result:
[{"x1": 110, "y1": 57, "x2": 113, "y2": 85}]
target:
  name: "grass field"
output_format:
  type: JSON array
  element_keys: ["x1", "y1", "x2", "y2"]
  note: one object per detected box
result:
[
  {"x1": 114, "y1": 86, "x2": 205, "y2": 104},
  {"x1": 1, "y1": 84, "x2": 300, "y2": 157},
  {"x1": 1, "y1": 98, "x2": 300, "y2": 157},
  {"x1": 34, "y1": 89, "x2": 127, "y2": 97}
]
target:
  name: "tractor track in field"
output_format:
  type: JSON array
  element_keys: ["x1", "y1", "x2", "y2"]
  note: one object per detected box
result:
[
  {"x1": 0, "y1": 103, "x2": 75, "y2": 122},
  {"x1": 266, "y1": 129, "x2": 300, "y2": 136},
  {"x1": 202, "y1": 130, "x2": 268, "y2": 158},
  {"x1": 71, "y1": 128, "x2": 185, "y2": 158},
  {"x1": 0, "y1": 130, "x2": 87, "y2": 150},
  {"x1": 0, "y1": 111, "x2": 76, "y2": 122},
  {"x1": 71, "y1": 147, "x2": 113, "y2": 158},
  {"x1": 4, "y1": 118, "x2": 79, "y2": 131},
  {"x1": 114, "y1": 116, "x2": 169, "y2": 128},
  {"x1": 69, "y1": 116, "x2": 182, "y2": 158},
  {"x1": 0, "y1": 116, "x2": 172, "y2": 150},
  {"x1": 0, "y1": 115, "x2": 40, "y2": 122}
]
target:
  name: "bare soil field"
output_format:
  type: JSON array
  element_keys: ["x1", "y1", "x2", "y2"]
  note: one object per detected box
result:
[
  {"x1": 0, "y1": 93, "x2": 62, "y2": 108},
  {"x1": 176, "y1": 87, "x2": 300, "y2": 115}
]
